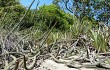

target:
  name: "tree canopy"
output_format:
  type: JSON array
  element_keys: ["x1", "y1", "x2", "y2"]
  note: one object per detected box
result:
[{"x1": 52, "y1": 0, "x2": 110, "y2": 24}]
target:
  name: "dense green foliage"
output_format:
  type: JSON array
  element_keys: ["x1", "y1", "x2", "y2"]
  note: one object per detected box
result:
[
  {"x1": 0, "y1": 0, "x2": 20, "y2": 6},
  {"x1": 0, "y1": 0, "x2": 25, "y2": 17},
  {"x1": 36, "y1": 4, "x2": 74, "y2": 30},
  {"x1": 0, "y1": 0, "x2": 99, "y2": 30},
  {"x1": 0, "y1": 0, "x2": 26, "y2": 29}
]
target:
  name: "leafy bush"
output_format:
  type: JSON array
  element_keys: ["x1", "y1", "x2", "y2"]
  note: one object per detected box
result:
[
  {"x1": 36, "y1": 4, "x2": 74, "y2": 30},
  {"x1": 20, "y1": 10, "x2": 35, "y2": 30},
  {"x1": 0, "y1": 0, "x2": 36, "y2": 30},
  {"x1": 0, "y1": 0, "x2": 27, "y2": 30}
]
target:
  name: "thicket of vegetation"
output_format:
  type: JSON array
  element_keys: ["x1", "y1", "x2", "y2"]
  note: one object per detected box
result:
[{"x1": 0, "y1": 0, "x2": 110, "y2": 70}]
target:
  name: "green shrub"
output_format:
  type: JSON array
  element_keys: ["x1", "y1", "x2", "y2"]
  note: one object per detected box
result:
[{"x1": 36, "y1": 4, "x2": 74, "y2": 30}]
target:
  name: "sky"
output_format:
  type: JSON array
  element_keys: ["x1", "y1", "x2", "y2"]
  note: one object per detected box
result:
[{"x1": 20, "y1": 0, "x2": 53, "y2": 9}]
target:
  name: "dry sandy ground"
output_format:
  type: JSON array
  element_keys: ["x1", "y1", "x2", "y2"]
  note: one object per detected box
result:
[{"x1": 35, "y1": 59, "x2": 98, "y2": 70}]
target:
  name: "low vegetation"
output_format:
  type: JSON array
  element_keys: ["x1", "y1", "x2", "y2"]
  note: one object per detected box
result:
[{"x1": 0, "y1": 0, "x2": 110, "y2": 70}]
